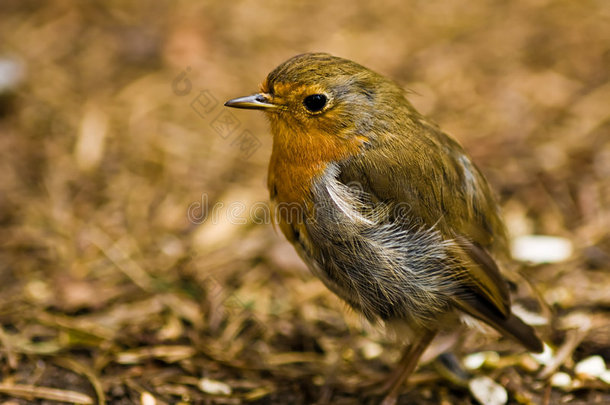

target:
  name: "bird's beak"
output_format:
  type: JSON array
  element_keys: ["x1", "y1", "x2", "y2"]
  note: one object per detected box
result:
[{"x1": 224, "y1": 93, "x2": 278, "y2": 110}]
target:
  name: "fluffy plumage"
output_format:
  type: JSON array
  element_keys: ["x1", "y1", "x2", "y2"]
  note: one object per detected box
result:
[{"x1": 225, "y1": 52, "x2": 543, "y2": 402}]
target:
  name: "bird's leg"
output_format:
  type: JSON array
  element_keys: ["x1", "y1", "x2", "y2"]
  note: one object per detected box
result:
[{"x1": 379, "y1": 329, "x2": 437, "y2": 405}]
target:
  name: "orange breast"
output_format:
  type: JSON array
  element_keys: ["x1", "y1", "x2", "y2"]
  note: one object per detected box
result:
[{"x1": 267, "y1": 125, "x2": 368, "y2": 240}]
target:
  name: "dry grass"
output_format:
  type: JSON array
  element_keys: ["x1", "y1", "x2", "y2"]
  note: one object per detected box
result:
[{"x1": 0, "y1": 0, "x2": 609, "y2": 403}]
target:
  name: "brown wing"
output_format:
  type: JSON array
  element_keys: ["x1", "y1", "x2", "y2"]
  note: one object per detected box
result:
[
  {"x1": 338, "y1": 124, "x2": 542, "y2": 352},
  {"x1": 451, "y1": 238, "x2": 542, "y2": 352},
  {"x1": 452, "y1": 236, "x2": 511, "y2": 318}
]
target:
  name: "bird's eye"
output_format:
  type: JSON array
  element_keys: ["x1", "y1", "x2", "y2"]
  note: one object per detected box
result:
[{"x1": 303, "y1": 94, "x2": 327, "y2": 112}]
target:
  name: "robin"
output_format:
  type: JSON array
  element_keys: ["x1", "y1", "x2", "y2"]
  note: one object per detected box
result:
[{"x1": 225, "y1": 53, "x2": 543, "y2": 404}]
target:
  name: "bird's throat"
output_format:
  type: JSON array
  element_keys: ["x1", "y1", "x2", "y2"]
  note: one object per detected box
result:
[{"x1": 267, "y1": 125, "x2": 368, "y2": 207}]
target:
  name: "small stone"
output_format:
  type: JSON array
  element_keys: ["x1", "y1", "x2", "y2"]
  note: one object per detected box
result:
[
  {"x1": 463, "y1": 351, "x2": 500, "y2": 369},
  {"x1": 198, "y1": 378, "x2": 232, "y2": 395},
  {"x1": 574, "y1": 355, "x2": 607, "y2": 378},
  {"x1": 512, "y1": 235, "x2": 573, "y2": 263},
  {"x1": 361, "y1": 341, "x2": 383, "y2": 359},
  {"x1": 141, "y1": 392, "x2": 156, "y2": 405},
  {"x1": 464, "y1": 352, "x2": 486, "y2": 370},
  {"x1": 469, "y1": 376, "x2": 508, "y2": 405},
  {"x1": 550, "y1": 372, "x2": 572, "y2": 389}
]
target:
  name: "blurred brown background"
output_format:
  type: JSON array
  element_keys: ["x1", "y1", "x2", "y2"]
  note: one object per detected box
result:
[{"x1": 0, "y1": 1, "x2": 609, "y2": 404}]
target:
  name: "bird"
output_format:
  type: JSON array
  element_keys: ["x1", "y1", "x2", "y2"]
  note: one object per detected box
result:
[{"x1": 225, "y1": 52, "x2": 543, "y2": 404}]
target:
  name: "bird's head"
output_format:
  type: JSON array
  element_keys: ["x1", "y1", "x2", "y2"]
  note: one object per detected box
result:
[{"x1": 225, "y1": 53, "x2": 411, "y2": 141}]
